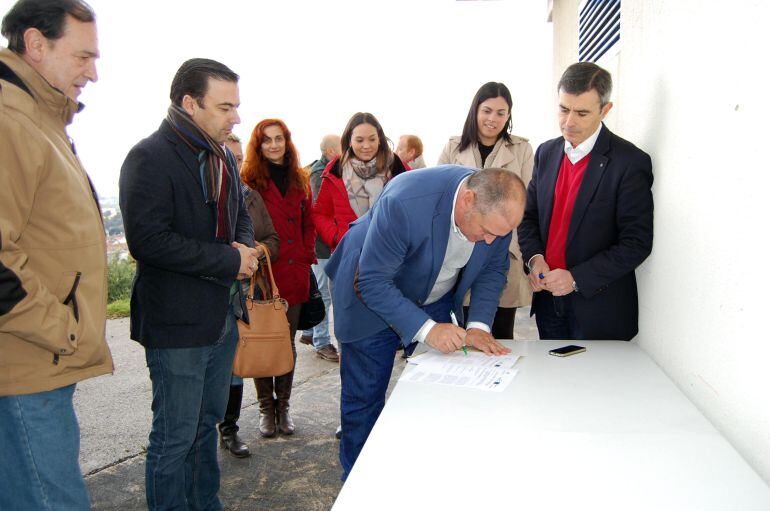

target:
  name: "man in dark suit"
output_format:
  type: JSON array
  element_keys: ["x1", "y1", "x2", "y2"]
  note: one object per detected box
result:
[
  {"x1": 517, "y1": 62, "x2": 654, "y2": 341},
  {"x1": 326, "y1": 166, "x2": 526, "y2": 479},
  {"x1": 119, "y1": 58, "x2": 259, "y2": 510}
]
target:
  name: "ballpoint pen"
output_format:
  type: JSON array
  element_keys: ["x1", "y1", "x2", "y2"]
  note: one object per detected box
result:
[{"x1": 462, "y1": 345, "x2": 468, "y2": 356}]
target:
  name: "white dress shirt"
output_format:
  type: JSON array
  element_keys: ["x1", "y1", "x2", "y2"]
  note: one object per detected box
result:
[{"x1": 563, "y1": 123, "x2": 603, "y2": 164}]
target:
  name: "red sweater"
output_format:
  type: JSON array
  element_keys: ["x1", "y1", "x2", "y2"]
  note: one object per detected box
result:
[{"x1": 545, "y1": 153, "x2": 591, "y2": 270}]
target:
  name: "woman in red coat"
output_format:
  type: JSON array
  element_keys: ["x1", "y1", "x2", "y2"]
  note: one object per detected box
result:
[
  {"x1": 312, "y1": 112, "x2": 409, "y2": 251},
  {"x1": 241, "y1": 119, "x2": 315, "y2": 437}
]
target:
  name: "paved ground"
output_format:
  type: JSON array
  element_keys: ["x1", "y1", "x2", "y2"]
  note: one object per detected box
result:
[{"x1": 77, "y1": 309, "x2": 537, "y2": 510}]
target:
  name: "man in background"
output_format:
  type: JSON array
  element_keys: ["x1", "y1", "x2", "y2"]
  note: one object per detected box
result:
[
  {"x1": 218, "y1": 131, "x2": 251, "y2": 458},
  {"x1": 0, "y1": 1, "x2": 113, "y2": 509},
  {"x1": 225, "y1": 132, "x2": 244, "y2": 168},
  {"x1": 396, "y1": 134, "x2": 426, "y2": 169},
  {"x1": 300, "y1": 133, "x2": 342, "y2": 362}
]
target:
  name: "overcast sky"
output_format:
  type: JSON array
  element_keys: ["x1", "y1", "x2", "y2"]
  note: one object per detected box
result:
[{"x1": 1, "y1": 0, "x2": 555, "y2": 197}]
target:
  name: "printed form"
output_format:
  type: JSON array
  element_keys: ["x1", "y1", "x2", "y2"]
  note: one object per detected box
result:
[{"x1": 402, "y1": 351, "x2": 521, "y2": 392}]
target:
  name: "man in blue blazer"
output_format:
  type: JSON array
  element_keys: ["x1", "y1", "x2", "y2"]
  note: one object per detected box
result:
[
  {"x1": 517, "y1": 62, "x2": 654, "y2": 341},
  {"x1": 326, "y1": 165, "x2": 527, "y2": 479},
  {"x1": 120, "y1": 59, "x2": 259, "y2": 510}
]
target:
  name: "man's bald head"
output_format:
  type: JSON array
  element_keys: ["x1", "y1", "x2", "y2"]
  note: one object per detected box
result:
[{"x1": 320, "y1": 134, "x2": 341, "y2": 160}]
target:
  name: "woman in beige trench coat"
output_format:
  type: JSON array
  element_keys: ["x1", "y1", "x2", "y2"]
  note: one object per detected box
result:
[{"x1": 438, "y1": 81, "x2": 534, "y2": 339}]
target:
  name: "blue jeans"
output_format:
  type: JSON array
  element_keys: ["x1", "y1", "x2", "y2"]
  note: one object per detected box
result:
[
  {"x1": 303, "y1": 258, "x2": 332, "y2": 350},
  {"x1": 0, "y1": 384, "x2": 90, "y2": 511},
  {"x1": 144, "y1": 310, "x2": 238, "y2": 511},
  {"x1": 534, "y1": 293, "x2": 585, "y2": 340},
  {"x1": 339, "y1": 294, "x2": 452, "y2": 480}
]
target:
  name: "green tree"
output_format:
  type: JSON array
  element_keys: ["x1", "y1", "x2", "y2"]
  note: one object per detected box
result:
[{"x1": 107, "y1": 258, "x2": 135, "y2": 303}]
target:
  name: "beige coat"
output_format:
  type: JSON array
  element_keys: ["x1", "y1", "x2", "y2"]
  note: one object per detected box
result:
[
  {"x1": 438, "y1": 135, "x2": 534, "y2": 308},
  {"x1": 0, "y1": 49, "x2": 113, "y2": 396}
]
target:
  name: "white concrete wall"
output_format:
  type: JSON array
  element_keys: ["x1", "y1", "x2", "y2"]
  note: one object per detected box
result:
[{"x1": 551, "y1": 0, "x2": 770, "y2": 483}]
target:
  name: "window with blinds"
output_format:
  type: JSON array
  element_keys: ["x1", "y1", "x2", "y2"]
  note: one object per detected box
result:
[{"x1": 578, "y1": 0, "x2": 620, "y2": 62}]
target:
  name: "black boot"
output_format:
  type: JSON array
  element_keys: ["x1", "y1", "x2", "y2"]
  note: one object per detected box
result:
[{"x1": 219, "y1": 385, "x2": 250, "y2": 457}]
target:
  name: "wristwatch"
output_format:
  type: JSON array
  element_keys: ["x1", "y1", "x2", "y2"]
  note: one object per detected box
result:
[{"x1": 571, "y1": 280, "x2": 579, "y2": 293}]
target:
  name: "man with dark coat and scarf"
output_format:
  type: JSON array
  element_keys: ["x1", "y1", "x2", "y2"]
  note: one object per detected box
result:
[{"x1": 119, "y1": 58, "x2": 258, "y2": 511}]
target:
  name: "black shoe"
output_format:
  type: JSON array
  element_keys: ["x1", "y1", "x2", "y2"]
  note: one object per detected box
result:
[
  {"x1": 220, "y1": 432, "x2": 250, "y2": 458},
  {"x1": 335, "y1": 425, "x2": 342, "y2": 440},
  {"x1": 299, "y1": 335, "x2": 313, "y2": 346}
]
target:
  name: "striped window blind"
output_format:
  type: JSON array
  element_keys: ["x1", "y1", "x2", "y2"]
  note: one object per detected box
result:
[{"x1": 578, "y1": 0, "x2": 620, "y2": 62}]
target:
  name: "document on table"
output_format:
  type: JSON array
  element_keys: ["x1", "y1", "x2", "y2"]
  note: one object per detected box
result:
[{"x1": 403, "y1": 351, "x2": 520, "y2": 392}]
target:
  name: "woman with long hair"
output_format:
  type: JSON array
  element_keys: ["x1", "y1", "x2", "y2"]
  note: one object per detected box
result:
[
  {"x1": 218, "y1": 133, "x2": 280, "y2": 457},
  {"x1": 312, "y1": 112, "x2": 409, "y2": 253},
  {"x1": 438, "y1": 82, "x2": 534, "y2": 339},
  {"x1": 241, "y1": 119, "x2": 315, "y2": 437}
]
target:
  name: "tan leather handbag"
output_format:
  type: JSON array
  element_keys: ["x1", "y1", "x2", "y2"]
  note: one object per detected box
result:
[{"x1": 233, "y1": 244, "x2": 294, "y2": 378}]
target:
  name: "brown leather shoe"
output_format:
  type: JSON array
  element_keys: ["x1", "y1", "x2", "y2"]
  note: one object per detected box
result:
[
  {"x1": 299, "y1": 335, "x2": 313, "y2": 346},
  {"x1": 255, "y1": 378, "x2": 277, "y2": 438},
  {"x1": 276, "y1": 401, "x2": 295, "y2": 435},
  {"x1": 258, "y1": 402, "x2": 277, "y2": 437},
  {"x1": 316, "y1": 344, "x2": 339, "y2": 362},
  {"x1": 274, "y1": 371, "x2": 295, "y2": 435}
]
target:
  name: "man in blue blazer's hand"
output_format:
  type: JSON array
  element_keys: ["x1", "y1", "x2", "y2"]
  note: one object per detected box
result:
[{"x1": 325, "y1": 165, "x2": 527, "y2": 479}]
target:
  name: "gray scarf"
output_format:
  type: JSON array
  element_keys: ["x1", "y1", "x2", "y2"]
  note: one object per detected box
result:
[{"x1": 343, "y1": 156, "x2": 391, "y2": 217}]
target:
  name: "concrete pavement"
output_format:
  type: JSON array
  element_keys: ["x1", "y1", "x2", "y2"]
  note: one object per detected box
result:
[{"x1": 77, "y1": 309, "x2": 537, "y2": 510}]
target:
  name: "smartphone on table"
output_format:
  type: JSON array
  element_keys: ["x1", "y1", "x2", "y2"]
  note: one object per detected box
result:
[{"x1": 548, "y1": 345, "x2": 586, "y2": 357}]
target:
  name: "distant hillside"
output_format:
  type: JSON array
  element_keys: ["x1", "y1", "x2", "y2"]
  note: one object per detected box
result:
[{"x1": 100, "y1": 197, "x2": 124, "y2": 235}]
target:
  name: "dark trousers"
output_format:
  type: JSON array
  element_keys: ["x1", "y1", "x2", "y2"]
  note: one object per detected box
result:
[
  {"x1": 463, "y1": 306, "x2": 517, "y2": 339},
  {"x1": 218, "y1": 384, "x2": 243, "y2": 436},
  {"x1": 338, "y1": 294, "x2": 452, "y2": 480},
  {"x1": 534, "y1": 292, "x2": 585, "y2": 340},
  {"x1": 144, "y1": 310, "x2": 238, "y2": 511}
]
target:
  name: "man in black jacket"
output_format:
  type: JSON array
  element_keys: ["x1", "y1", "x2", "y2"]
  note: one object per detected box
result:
[
  {"x1": 120, "y1": 58, "x2": 258, "y2": 511},
  {"x1": 517, "y1": 62, "x2": 654, "y2": 341}
]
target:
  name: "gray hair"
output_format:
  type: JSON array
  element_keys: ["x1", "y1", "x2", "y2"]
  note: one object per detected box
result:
[
  {"x1": 557, "y1": 62, "x2": 612, "y2": 107},
  {"x1": 466, "y1": 168, "x2": 526, "y2": 216},
  {"x1": 320, "y1": 134, "x2": 340, "y2": 152},
  {"x1": 225, "y1": 132, "x2": 241, "y2": 143}
]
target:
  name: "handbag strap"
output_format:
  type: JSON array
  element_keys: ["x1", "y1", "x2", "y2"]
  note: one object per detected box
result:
[
  {"x1": 249, "y1": 242, "x2": 281, "y2": 300},
  {"x1": 253, "y1": 271, "x2": 270, "y2": 300}
]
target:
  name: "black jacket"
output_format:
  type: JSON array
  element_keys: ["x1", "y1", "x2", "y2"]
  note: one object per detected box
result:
[
  {"x1": 517, "y1": 125, "x2": 654, "y2": 340},
  {"x1": 119, "y1": 120, "x2": 254, "y2": 348}
]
